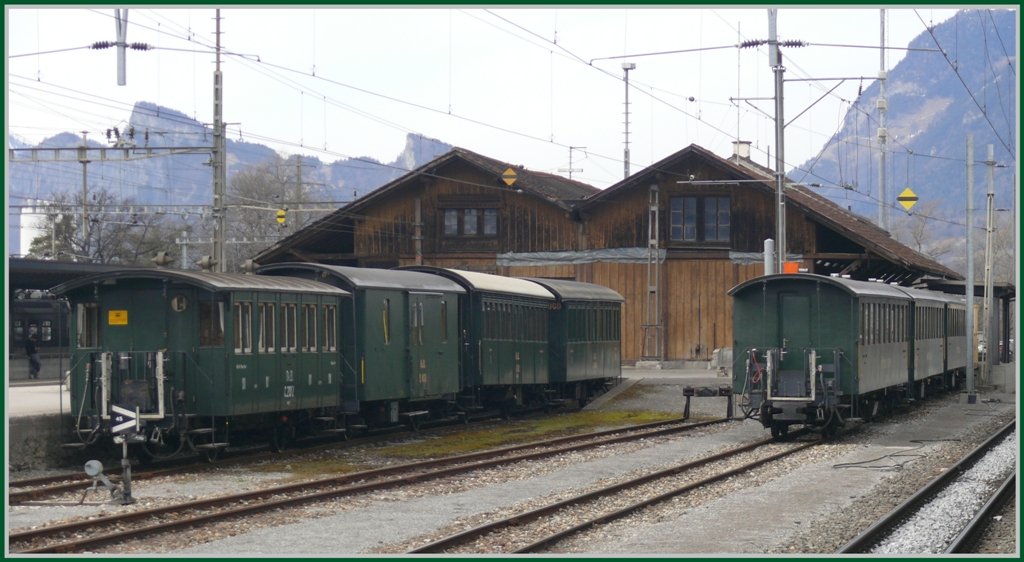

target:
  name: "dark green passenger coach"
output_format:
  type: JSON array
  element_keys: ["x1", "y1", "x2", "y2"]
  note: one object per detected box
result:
[
  {"x1": 729, "y1": 273, "x2": 966, "y2": 438},
  {"x1": 402, "y1": 267, "x2": 558, "y2": 408},
  {"x1": 258, "y1": 264, "x2": 465, "y2": 426},
  {"x1": 521, "y1": 277, "x2": 623, "y2": 391},
  {"x1": 54, "y1": 270, "x2": 349, "y2": 458}
]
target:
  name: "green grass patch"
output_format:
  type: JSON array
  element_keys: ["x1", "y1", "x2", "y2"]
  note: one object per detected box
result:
[{"x1": 382, "y1": 409, "x2": 679, "y2": 459}]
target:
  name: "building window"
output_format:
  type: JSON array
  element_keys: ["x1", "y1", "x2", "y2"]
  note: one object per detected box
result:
[
  {"x1": 704, "y1": 197, "x2": 730, "y2": 242},
  {"x1": 441, "y1": 207, "x2": 498, "y2": 237},
  {"x1": 670, "y1": 196, "x2": 730, "y2": 244},
  {"x1": 483, "y1": 209, "x2": 498, "y2": 235},
  {"x1": 444, "y1": 209, "x2": 459, "y2": 235},
  {"x1": 463, "y1": 209, "x2": 478, "y2": 235},
  {"x1": 670, "y1": 197, "x2": 698, "y2": 241}
]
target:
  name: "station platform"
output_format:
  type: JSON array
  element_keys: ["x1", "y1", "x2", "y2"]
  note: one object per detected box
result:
[{"x1": 6, "y1": 382, "x2": 71, "y2": 418}]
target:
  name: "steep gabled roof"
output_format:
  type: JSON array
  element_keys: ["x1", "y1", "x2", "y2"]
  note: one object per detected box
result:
[
  {"x1": 452, "y1": 148, "x2": 599, "y2": 203},
  {"x1": 254, "y1": 147, "x2": 598, "y2": 264},
  {"x1": 579, "y1": 144, "x2": 962, "y2": 281}
]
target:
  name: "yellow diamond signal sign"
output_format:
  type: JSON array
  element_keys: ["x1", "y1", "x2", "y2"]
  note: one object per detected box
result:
[
  {"x1": 897, "y1": 187, "x2": 918, "y2": 212},
  {"x1": 502, "y1": 167, "x2": 518, "y2": 187}
]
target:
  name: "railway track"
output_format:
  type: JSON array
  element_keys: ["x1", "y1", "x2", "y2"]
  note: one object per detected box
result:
[
  {"x1": 838, "y1": 419, "x2": 1016, "y2": 554},
  {"x1": 9, "y1": 407, "x2": 632, "y2": 505},
  {"x1": 9, "y1": 417, "x2": 728, "y2": 553},
  {"x1": 407, "y1": 430, "x2": 819, "y2": 554}
]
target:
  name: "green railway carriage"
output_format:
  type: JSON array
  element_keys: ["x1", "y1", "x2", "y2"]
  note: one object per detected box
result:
[
  {"x1": 730, "y1": 274, "x2": 911, "y2": 437},
  {"x1": 521, "y1": 277, "x2": 623, "y2": 392},
  {"x1": 897, "y1": 286, "x2": 967, "y2": 388},
  {"x1": 402, "y1": 266, "x2": 557, "y2": 408},
  {"x1": 730, "y1": 274, "x2": 967, "y2": 437},
  {"x1": 53, "y1": 270, "x2": 349, "y2": 458},
  {"x1": 257, "y1": 263, "x2": 465, "y2": 425}
]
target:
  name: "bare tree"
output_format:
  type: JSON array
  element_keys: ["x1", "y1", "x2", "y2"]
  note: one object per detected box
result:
[
  {"x1": 891, "y1": 201, "x2": 955, "y2": 264},
  {"x1": 196, "y1": 155, "x2": 329, "y2": 271},
  {"x1": 27, "y1": 189, "x2": 178, "y2": 265}
]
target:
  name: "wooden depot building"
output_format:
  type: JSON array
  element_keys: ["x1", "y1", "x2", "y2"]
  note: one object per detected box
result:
[{"x1": 255, "y1": 143, "x2": 962, "y2": 365}]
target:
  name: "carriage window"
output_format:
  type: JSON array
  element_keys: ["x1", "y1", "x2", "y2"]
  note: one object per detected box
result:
[
  {"x1": 440, "y1": 300, "x2": 448, "y2": 343},
  {"x1": 282, "y1": 304, "x2": 297, "y2": 352},
  {"x1": 258, "y1": 303, "x2": 276, "y2": 353},
  {"x1": 14, "y1": 319, "x2": 25, "y2": 342},
  {"x1": 871, "y1": 304, "x2": 877, "y2": 344},
  {"x1": 304, "y1": 304, "x2": 318, "y2": 352},
  {"x1": 871, "y1": 303, "x2": 878, "y2": 345},
  {"x1": 171, "y1": 294, "x2": 188, "y2": 312},
  {"x1": 41, "y1": 320, "x2": 53, "y2": 342},
  {"x1": 234, "y1": 302, "x2": 253, "y2": 354},
  {"x1": 199, "y1": 301, "x2": 224, "y2": 347},
  {"x1": 77, "y1": 303, "x2": 101, "y2": 348},
  {"x1": 382, "y1": 299, "x2": 391, "y2": 345},
  {"x1": 322, "y1": 304, "x2": 337, "y2": 352},
  {"x1": 416, "y1": 303, "x2": 425, "y2": 345},
  {"x1": 882, "y1": 304, "x2": 888, "y2": 344}
]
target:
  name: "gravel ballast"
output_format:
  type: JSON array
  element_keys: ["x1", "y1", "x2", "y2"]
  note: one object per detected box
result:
[{"x1": 8, "y1": 372, "x2": 1017, "y2": 556}]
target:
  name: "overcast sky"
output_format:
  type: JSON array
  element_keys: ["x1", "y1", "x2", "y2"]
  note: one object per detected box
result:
[{"x1": 8, "y1": 6, "x2": 967, "y2": 190}]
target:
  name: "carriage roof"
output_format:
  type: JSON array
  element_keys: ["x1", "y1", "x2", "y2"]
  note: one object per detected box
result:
[
  {"x1": 52, "y1": 269, "x2": 350, "y2": 297},
  {"x1": 257, "y1": 263, "x2": 465, "y2": 294},
  {"x1": 519, "y1": 277, "x2": 624, "y2": 303}
]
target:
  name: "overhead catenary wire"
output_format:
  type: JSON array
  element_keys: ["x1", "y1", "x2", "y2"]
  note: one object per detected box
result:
[
  {"x1": 10, "y1": 8, "x2": 983, "y2": 190},
  {"x1": 913, "y1": 9, "x2": 1015, "y2": 158},
  {"x1": 10, "y1": 8, "x2": 1008, "y2": 242}
]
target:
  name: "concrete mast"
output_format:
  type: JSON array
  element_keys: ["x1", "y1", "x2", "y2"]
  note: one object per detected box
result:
[{"x1": 211, "y1": 9, "x2": 227, "y2": 272}]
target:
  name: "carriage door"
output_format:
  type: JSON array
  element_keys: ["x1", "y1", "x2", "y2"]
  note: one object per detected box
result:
[
  {"x1": 777, "y1": 293, "x2": 812, "y2": 398},
  {"x1": 164, "y1": 289, "x2": 195, "y2": 416},
  {"x1": 408, "y1": 293, "x2": 433, "y2": 399},
  {"x1": 102, "y1": 287, "x2": 169, "y2": 417}
]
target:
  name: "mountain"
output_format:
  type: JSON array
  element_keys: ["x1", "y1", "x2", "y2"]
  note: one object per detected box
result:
[
  {"x1": 790, "y1": 8, "x2": 1016, "y2": 253},
  {"x1": 7, "y1": 102, "x2": 452, "y2": 251}
]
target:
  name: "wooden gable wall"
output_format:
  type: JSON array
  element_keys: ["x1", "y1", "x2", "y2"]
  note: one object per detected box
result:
[
  {"x1": 354, "y1": 159, "x2": 580, "y2": 271},
  {"x1": 520, "y1": 154, "x2": 823, "y2": 364}
]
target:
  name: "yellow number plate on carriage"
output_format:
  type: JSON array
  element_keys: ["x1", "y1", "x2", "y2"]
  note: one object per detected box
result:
[{"x1": 108, "y1": 310, "x2": 129, "y2": 325}]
